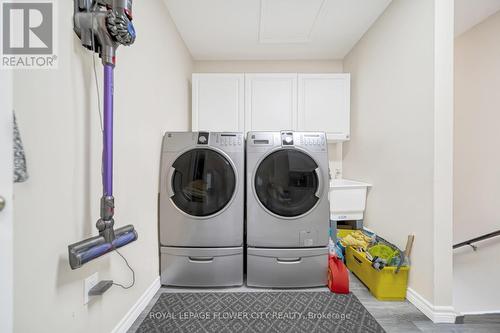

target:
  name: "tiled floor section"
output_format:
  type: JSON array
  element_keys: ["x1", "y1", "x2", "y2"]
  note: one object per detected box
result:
[{"x1": 128, "y1": 273, "x2": 500, "y2": 332}]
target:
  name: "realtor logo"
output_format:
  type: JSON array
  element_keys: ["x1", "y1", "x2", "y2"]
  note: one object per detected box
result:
[{"x1": 1, "y1": 0, "x2": 57, "y2": 69}]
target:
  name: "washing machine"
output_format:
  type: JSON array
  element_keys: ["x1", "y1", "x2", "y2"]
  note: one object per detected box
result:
[
  {"x1": 246, "y1": 131, "x2": 330, "y2": 288},
  {"x1": 159, "y1": 131, "x2": 244, "y2": 287}
]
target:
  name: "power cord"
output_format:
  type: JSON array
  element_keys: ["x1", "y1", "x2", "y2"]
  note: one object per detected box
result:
[
  {"x1": 90, "y1": 9, "x2": 103, "y2": 132},
  {"x1": 91, "y1": 52, "x2": 103, "y2": 132},
  {"x1": 112, "y1": 249, "x2": 136, "y2": 289}
]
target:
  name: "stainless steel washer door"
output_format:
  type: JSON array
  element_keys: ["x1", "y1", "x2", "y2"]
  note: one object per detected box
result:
[
  {"x1": 254, "y1": 149, "x2": 320, "y2": 218},
  {"x1": 170, "y1": 148, "x2": 236, "y2": 217}
]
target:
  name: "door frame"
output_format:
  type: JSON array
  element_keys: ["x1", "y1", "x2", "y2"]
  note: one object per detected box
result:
[{"x1": 0, "y1": 70, "x2": 14, "y2": 333}]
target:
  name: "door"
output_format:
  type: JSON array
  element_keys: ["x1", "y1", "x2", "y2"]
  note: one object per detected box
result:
[
  {"x1": 245, "y1": 74, "x2": 297, "y2": 132},
  {"x1": 254, "y1": 149, "x2": 320, "y2": 218},
  {"x1": 0, "y1": 71, "x2": 14, "y2": 333},
  {"x1": 192, "y1": 74, "x2": 245, "y2": 132},
  {"x1": 169, "y1": 148, "x2": 236, "y2": 217},
  {"x1": 298, "y1": 74, "x2": 350, "y2": 141}
]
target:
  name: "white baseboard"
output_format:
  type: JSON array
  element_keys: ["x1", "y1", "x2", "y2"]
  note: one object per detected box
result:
[
  {"x1": 406, "y1": 287, "x2": 457, "y2": 323},
  {"x1": 460, "y1": 310, "x2": 500, "y2": 316},
  {"x1": 111, "y1": 276, "x2": 161, "y2": 333}
]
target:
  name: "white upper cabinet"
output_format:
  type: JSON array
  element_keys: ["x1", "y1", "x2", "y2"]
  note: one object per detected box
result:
[
  {"x1": 192, "y1": 73, "x2": 244, "y2": 132},
  {"x1": 191, "y1": 73, "x2": 350, "y2": 141},
  {"x1": 244, "y1": 74, "x2": 297, "y2": 132},
  {"x1": 298, "y1": 74, "x2": 351, "y2": 141}
]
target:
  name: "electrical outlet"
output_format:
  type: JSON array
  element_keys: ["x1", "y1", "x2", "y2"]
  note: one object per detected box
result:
[{"x1": 84, "y1": 272, "x2": 98, "y2": 305}]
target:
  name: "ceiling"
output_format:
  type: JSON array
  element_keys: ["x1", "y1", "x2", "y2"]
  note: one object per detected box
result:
[
  {"x1": 163, "y1": 0, "x2": 392, "y2": 60},
  {"x1": 455, "y1": 0, "x2": 500, "y2": 36}
]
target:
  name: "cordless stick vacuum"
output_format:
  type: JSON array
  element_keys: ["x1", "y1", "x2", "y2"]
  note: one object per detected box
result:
[{"x1": 68, "y1": 0, "x2": 138, "y2": 270}]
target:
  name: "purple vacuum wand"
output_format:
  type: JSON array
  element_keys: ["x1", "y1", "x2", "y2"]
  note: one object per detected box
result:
[
  {"x1": 68, "y1": 0, "x2": 138, "y2": 270},
  {"x1": 96, "y1": 64, "x2": 117, "y2": 243},
  {"x1": 103, "y1": 65, "x2": 114, "y2": 198}
]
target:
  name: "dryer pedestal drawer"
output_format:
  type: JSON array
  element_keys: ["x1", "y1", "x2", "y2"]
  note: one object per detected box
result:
[
  {"x1": 247, "y1": 247, "x2": 328, "y2": 288},
  {"x1": 160, "y1": 247, "x2": 243, "y2": 287}
]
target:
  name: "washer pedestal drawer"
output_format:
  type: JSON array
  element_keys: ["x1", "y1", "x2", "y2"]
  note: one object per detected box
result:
[
  {"x1": 247, "y1": 247, "x2": 328, "y2": 288},
  {"x1": 160, "y1": 246, "x2": 243, "y2": 287}
]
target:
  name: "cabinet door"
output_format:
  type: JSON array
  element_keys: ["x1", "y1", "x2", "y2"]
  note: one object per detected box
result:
[
  {"x1": 298, "y1": 74, "x2": 350, "y2": 141},
  {"x1": 192, "y1": 74, "x2": 244, "y2": 132},
  {"x1": 245, "y1": 74, "x2": 297, "y2": 132}
]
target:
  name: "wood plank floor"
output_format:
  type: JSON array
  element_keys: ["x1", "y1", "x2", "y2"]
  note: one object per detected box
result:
[
  {"x1": 349, "y1": 272, "x2": 500, "y2": 332},
  {"x1": 128, "y1": 273, "x2": 500, "y2": 332}
]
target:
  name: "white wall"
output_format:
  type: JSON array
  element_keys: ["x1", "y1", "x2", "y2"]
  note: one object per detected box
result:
[
  {"x1": 12, "y1": 1, "x2": 193, "y2": 332},
  {"x1": 454, "y1": 10, "x2": 500, "y2": 314},
  {"x1": 343, "y1": 0, "x2": 436, "y2": 302}
]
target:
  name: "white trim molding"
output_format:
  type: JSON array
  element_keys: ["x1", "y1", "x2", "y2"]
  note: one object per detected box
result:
[
  {"x1": 0, "y1": 67, "x2": 14, "y2": 333},
  {"x1": 111, "y1": 276, "x2": 161, "y2": 333},
  {"x1": 407, "y1": 287, "x2": 457, "y2": 323},
  {"x1": 432, "y1": 0, "x2": 454, "y2": 311},
  {"x1": 460, "y1": 310, "x2": 500, "y2": 316}
]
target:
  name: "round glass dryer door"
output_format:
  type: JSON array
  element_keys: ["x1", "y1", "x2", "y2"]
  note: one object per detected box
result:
[
  {"x1": 255, "y1": 149, "x2": 319, "y2": 218},
  {"x1": 170, "y1": 149, "x2": 236, "y2": 217}
]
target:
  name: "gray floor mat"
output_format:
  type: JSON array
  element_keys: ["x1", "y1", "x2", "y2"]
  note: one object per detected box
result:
[{"x1": 135, "y1": 291, "x2": 385, "y2": 333}]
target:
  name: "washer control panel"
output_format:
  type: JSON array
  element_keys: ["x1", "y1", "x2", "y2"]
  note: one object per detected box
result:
[
  {"x1": 213, "y1": 132, "x2": 243, "y2": 147},
  {"x1": 279, "y1": 132, "x2": 326, "y2": 149}
]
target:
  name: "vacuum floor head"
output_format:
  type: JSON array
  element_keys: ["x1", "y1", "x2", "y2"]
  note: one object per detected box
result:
[{"x1": 68, "y1": 224, "x2": 138, "y2": 270}]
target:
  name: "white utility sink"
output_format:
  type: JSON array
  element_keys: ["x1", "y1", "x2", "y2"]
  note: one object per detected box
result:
[{"x1": 329, "y1": 179, "x2": 372, "y2": 221}]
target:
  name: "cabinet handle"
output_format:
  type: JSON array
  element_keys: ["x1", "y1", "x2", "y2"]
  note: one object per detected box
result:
[
  {"x1": 353, "y1": 255, "x2": 363, "y2": 265},
  {"x1": 188, "y1": 257, "x2": 214, "y2": 263},
  {"x1": 276, "y1": 257, "x2": 302, "y2": 264}
]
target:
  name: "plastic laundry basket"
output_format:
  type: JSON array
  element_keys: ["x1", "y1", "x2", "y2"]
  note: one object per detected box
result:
[{"x1": 346, "y1": 246, "x2": 409, "y2": 301}]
